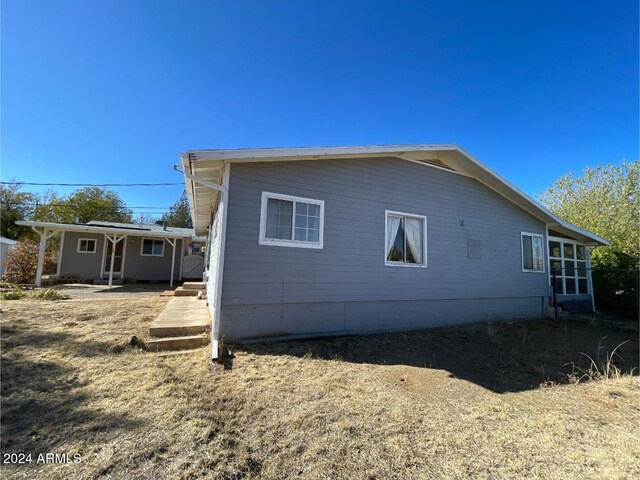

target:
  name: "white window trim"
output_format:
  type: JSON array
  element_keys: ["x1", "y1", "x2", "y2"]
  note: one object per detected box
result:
[
  {"x1": 384, "y1": 210, "x2": 428, "y2": 268},
  {"x1": 548, "y1": 235, "x2": 590, "y2": 295},
  {"x1": 140, "y1": 238, "x2": 165, "y2": 257},
  {"x1": 77, "y1": 237, "x2": 97, "y2": 253},
  {"x1": 259, "y1": 191, "x2": 325, "y2": 249},
  {"x1": 521, "y1": 232, "x2": 545, "y2": 273}
]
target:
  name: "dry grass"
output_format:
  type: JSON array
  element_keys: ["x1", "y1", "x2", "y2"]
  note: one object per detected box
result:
[{"x1": 1, "y1": 297, "x2": 639, "y2": 479}]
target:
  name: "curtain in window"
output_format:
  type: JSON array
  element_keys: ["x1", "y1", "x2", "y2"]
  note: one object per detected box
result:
[
  {"x1": 404, "y1": 217, "x2": 423, "y2": 264},
  {"x1": 386, "y1": 215, "x2": 401, "y2": 259}
]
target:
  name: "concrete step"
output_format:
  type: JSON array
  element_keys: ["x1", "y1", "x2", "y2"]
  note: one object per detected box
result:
[
  {"x1": 149, "y1": 323, "x2": 208, "y2": 337},
  {"x1": 173, "y1": 287, "x2": 199, "y2": 297},
  {"x1": 182, "y1": 282, "x2": 205, "y2": 290},
  {"x1": 146, "y1": 334, "x2": 210, "y2": 352},
  {"x1": 157, "y1": 347, "x2": 208, "y2": 357}
]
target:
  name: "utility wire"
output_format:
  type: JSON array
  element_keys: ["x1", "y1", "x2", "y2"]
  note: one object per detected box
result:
[
  {"x1": 1, "y1": 201, "x2": 171, "y2": 210},
  {"x1": 0, "y1": 181, "x2": 183, "y2": 187}
]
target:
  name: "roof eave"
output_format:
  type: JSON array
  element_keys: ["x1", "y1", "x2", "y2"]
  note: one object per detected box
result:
[{"x1": 15, "y1": 221, "x2": 194, "y2": 239}]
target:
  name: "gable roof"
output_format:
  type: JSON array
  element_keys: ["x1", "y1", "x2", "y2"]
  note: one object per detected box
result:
[{"x1": 181, "y1": 144, "x2": 609, "y2": 246}]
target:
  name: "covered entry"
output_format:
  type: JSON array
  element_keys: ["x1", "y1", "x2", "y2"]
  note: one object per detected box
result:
[{"x1": 16, "y1": 220, "x2": 198, "y2": 287}]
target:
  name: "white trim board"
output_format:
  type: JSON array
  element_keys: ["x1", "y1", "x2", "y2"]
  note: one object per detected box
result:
[
  {"x1": 384, "y1": 210, "x2": 428, "y2": 268},
  {"x1": 258, "y1": 191, "x2": 325, "y2": 250}
]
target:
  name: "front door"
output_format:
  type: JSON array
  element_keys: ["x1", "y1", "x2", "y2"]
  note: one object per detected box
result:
[{"x1": 103, "y1": 239, "x2": 124, "y2": 276}]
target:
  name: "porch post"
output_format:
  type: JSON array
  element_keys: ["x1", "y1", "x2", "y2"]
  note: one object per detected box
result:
[
  {"x1": 34, "y1": 228, "x2": 48, "y2": 287},
  {"x1": 106, "y1": 234, "x2": 125, "y2": 287},
  {"x1": 56, "y1": 231, "x2": 65, "y2": 276},
  {"x1": 108, "y1": 235, "x2": 117, "y2": 287},
  {"x1": 178, "y1": 238, "x2": 185, "y2": 281},
  {"x1": 167, "y1": 238, "x2": 176, "y2": 287}
]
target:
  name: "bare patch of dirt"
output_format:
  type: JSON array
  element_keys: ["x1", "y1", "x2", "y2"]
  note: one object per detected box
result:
[{"x1": 1, "y1": 299, "x2": 638, "y2": 479}]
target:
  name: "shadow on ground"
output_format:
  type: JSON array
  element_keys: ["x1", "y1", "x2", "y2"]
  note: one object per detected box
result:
[
  {"x1": 0, "y1": 329, "x2": 144, "y2": 453},
  {"x1": 240, "y1": 317, "x2": 639, "y2": 394}
]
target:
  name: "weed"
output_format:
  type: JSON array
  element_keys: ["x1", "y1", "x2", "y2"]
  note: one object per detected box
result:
[
  {"x1": 566, "y1": 338, "x2": 635, "y2": 382},
  {"x1": 30, "y1": 288, "x2": 68, "y2": 301},
  {"x1": 1, "y1": 289, "x2": 25, "y2": 300}
]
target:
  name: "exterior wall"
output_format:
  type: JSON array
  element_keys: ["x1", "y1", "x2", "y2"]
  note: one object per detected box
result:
[
  {"x1": 59, "y1": 231, "x2": 183, "y2": 281},
  {"x1": 206, "y1": 203, "x2": 222, "y2": 323},
  {"x1": 59, "y1": 232, "x2": 105, "y2": 279},
  {"x1": 123, "y1": 236, "x2": 183, "y2": 281},
  {"x1": 0, "y1": 241, "x2": 17, "y2": 277},
  {"x1": 219, "y1": 158, "x2": 549, "y2": 340}
]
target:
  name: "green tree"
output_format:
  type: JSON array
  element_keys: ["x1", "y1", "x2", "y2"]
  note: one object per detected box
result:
[
  {"x1": 0, "y1": 182, "x2": 36, "y2": 239},
  {"x1": 537, "y1": 161, "x2": 639, "y2": 268},
  {"x1": 49, "y1": 187, "x2": 133, "y2": 224},
  {"x1": 161, "y1": 191, "x2": 192, "y2": 228}
]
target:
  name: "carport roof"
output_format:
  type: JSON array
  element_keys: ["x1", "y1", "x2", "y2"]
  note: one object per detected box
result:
[{"x1": 15, "y1": 220, "x2": 196, "y2": 239}]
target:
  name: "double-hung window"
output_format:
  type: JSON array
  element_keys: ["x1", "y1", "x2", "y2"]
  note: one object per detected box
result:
[
  {"x1": 385, "y1": 211, "x2": 427, "y2": 267},
  {"x1": 141, "y1": 238, "x2": 164, "y2": 256},
  {"x1": 521, "y1": 232, "x2": 544, "y2": 272},
  {"x1": 77, "y1": 238, "x2": 97, "y2": 253},
  {"x1": 259, "y1": 192, "x2": 324, "y2": 249}
]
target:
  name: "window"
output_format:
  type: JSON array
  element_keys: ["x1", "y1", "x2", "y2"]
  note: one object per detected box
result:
[
  {"x1": 549, "y1": 238, "x2": 589, "y2": 295},
  {"x1": 259, "y1": 192, "x2": 324, "y2": 249},
  {"x1": 385, "y1": 211, "x2": 427, "y2": 267},
  {"x1": 141, "y1": 238, "x2": 164, "y2": 256},
  {"x1": 521, "y1": 232, "x2": 544, "y2": 272},
  {"x1": 77, "y1": 238, "x2": 96, "y2": 253}
]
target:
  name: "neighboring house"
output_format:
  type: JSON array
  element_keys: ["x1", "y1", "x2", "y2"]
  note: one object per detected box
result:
[
  {"x1": 180, "y1": 144, "x2": 609, "y2": 359},
  {"x1": 14, "y1": 220, "x2": 202, "y2": 286},
  {"x1": 0, "y1": 236, "x2": 18, "y2": 277}
]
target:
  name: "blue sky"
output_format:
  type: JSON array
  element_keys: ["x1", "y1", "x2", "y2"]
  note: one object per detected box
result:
[{"x1": 2, "y1": 0, "x2": 638, "y2": 218}]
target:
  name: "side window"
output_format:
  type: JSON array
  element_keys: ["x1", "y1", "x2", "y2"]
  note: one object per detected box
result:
[
  {"x1": 385, "y1": 211, "x2": 427, "y2": 267},
  {"x1": 521, "y1": 232, "x2": 544, "y2": 272},
  {"x1": 259, "y1": 192, "x2": 324, "y2": 249},
  {"x1": 77, "y1": 238, "x2": 97, "y2": 253},
  {"x1": 141, "y1": 238, "x2": 164, "y2": 256}
]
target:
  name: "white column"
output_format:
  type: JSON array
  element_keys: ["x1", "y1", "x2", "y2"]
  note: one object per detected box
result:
[
  {"x1": 167, "y1": 238, "x2": 176, "y2": 287},
  {"x1": 178, "y1": 238, "x2": 185, "y2": 281},
  {"x1": 108, "y1": 235, "x2": 117, "y2": 287},
  {"x1": 56, "y1": 231, "x2": 65, "y2": 276},
  {"x1": 35, "y1": 228, "x2": 49, "y2": 287},
  {"x1": 106, "y1": 234, "x2": 125, "y2": 287}
]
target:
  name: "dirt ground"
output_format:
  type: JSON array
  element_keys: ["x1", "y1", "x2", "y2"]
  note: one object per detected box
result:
[
  {"x1": 1, "y1": 296, "x2": 639, "y2": 479},
  {"x1": 51, "y1": 283, "x2": 173, "y2": 299}
]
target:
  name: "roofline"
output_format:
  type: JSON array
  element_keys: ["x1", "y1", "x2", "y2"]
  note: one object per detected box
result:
[
  {"x1": 16, "y1": 221, "x2": 194, "y2": 239},
  {"x1": 180, "y1": 144, "x2": 609, "y2": 246},
  {"x1": 452, "y1": 145, "x2": 610, "y2": 246}
]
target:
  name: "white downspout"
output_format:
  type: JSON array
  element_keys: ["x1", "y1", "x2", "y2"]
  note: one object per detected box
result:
[{"x1": 181, "y1": 167, "x2": 229, "y2": 361}]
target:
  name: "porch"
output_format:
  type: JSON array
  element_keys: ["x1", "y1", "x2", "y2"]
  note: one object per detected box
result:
[{"x1": 16, "y1": 220, "x2": 200, "y2": 287}]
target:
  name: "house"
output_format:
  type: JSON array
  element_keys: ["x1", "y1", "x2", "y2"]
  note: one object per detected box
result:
[
  {"x1": 0, "y1": 236, "x2": 18, "y2": 277},
  {"x1": 179, "y1": 144, "x2": 608, "y2": 359},
  {"x1": 14, "y1": 220, "x2": 204, "y2": 286}
]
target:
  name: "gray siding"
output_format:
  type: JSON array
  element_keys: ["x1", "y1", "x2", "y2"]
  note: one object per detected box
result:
[
  {"x1": 59, "y1": 231, "x2": 183, "y2": 281},
  {"x1": 220, "y1": 158, "x2": 549, "y2": 339},
  {"x1": 59, "y1": 232, "x2": 105, "y2": 279},
  {"x1": 123, "y1": 236, "x2": 183, "y2": 281}
]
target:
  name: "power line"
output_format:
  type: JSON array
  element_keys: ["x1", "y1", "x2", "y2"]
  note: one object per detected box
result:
[
  {"x1": 1, "y1": 201, "x2": 171, "y2": 210},
  {"x1": 0, "y1": 181, "x2": 183, "y2": 187}
]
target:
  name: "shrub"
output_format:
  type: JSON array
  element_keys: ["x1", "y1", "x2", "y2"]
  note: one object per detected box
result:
[
  {"x1": 31, "y1": 288, "x2": 67, "y2": 301},
  {"x1": 3, "y1": 239, "x2": 55, "y2": 284},
  {"x1": 1, "y1": 288, "x2": 25, "y2": 300}
]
